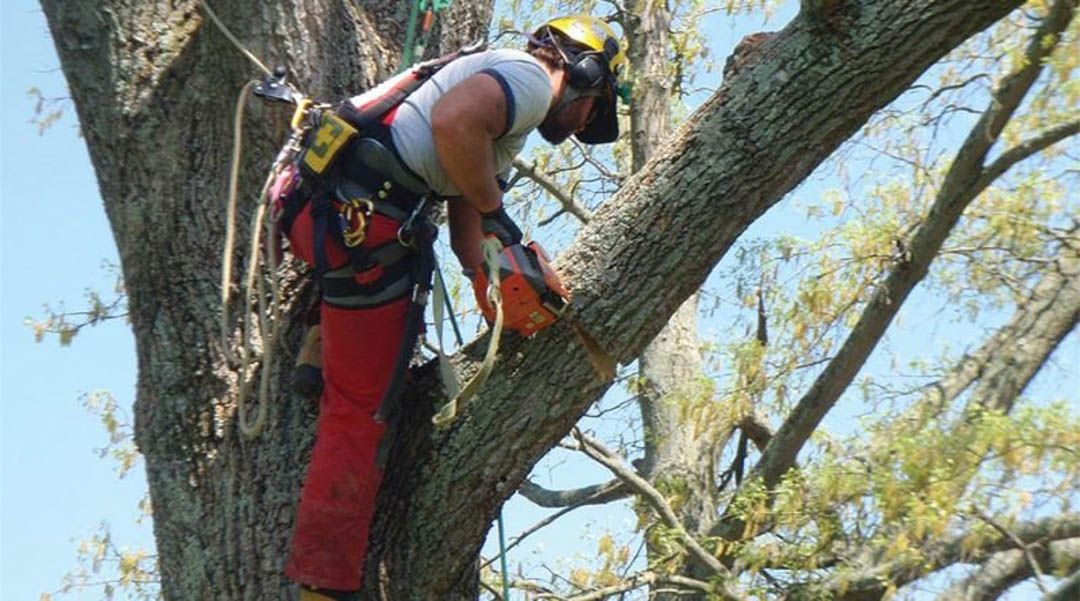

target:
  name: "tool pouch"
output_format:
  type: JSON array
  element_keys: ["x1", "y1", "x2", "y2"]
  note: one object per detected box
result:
[{"x1": 300, "y1": 111, "x2": 359, "y2": 177}]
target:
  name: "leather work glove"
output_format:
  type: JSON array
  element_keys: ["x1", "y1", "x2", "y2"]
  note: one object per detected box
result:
[{"x1": 480, "y1": 205, "x2": 523, "y2": 247}]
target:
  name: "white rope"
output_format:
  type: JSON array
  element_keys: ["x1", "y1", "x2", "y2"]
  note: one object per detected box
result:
[
  {"x1": 219, "y1": 79, "x2": 291, "y2": 439},
  {"x1": 220, "y1": 80, "x2": 258, "y2": 366}
]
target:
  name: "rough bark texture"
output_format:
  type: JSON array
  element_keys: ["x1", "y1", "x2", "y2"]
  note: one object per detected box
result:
[
  {"x1": 937, "y1": 539, "x2": 1080, "y2": 601},
  {"x1": 40, "y1": 1, "x2": 490, "y2": 599},
  {"x1": 40, "y1": 0, "x2": 1026, "y2": 598},
  {"x1": 826, "y1": 514, "x2": 1080, "y2": 601}
]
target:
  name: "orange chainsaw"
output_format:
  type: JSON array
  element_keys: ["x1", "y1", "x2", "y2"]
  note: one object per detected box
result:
[{"x1": 471, "y1": 241, "x2": 569, "y2": 336}]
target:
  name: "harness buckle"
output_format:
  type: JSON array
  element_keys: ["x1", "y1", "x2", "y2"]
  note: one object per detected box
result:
[{"x1": 290, "y1": 98, "x2": 315, "y2": 134}]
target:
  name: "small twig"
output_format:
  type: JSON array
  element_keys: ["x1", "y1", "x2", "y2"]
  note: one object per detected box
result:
[
  {"x1": 973, "y1": 508, "x2": 1049, "y2": 593},
  {"x1": 571, "y1": 429, "x2": 739, "y2": 592},
  {"x1": 512, "y1": 158, "x2": 593, "y2": 224},
  {"x1": 569, "y1": 138, "x2": 624, "y2": 183},
  {"x1": 480, "y1": 484, "x2": 624, "y2": 570},
  {"x1": 560, "y1": 571, "x2": 714, "y2": 601}
]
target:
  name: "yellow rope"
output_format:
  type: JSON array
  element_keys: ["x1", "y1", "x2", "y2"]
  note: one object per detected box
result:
[{"x1": 433, "y1": 237, "x2": 505, "y2": 427}]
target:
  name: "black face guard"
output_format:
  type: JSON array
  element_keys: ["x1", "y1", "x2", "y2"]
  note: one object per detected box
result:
[{"x1": 572, "y1": 79, "x2": 618, "y2": 144}]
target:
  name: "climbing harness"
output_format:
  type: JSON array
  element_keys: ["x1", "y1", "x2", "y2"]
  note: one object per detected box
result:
[
  {"x1": 204, "y1": 4, "x2": 562, "y2": 591},
  {"x1": 207, "y1": 0, "x2": 487, "y2": 439}
]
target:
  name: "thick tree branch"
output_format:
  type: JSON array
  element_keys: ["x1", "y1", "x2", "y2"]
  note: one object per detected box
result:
[
  {"x1": 1044, "y1": 569, "x2": 1080, "y2": 601},
  {"x1": 708, "y1": 0, "x2": 1077, "y2": 542},
  {"x1": 936, "y1": 539, "x2": 1080, "y2": 601},
  {"x1": 824, "y1": 513, "x2": 1080, "y2": 601},
  {"x1": 518, "y1": 478, "x2": 628, "y2": 508},
  {"x1": 974, "y1": 508, "x2": 1052, "y2": 593},
  {"x1": 800, "y1": 0, "x2": 843, "y2": 19},
  {"x1": 738, "y1": 413, "x2": 774, "y2": 452},
  {"x1": 977, "y1": 119, "x2": 1080, "y2": 190}
]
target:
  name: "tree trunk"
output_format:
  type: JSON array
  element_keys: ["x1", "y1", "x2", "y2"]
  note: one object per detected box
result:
[
  {"x1": 40, "y1": 1, "x2": 490, "y2": 598},
  {"x1": 625, "y1": 1, "x2": 718, "y2": 596},
  {"x1": 40, "y1": 0, "x2": 1025, "y2": 598}
]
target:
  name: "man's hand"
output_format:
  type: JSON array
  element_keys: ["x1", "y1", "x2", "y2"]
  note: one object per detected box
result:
[{"x1": 480, "y1": 206, "x2": 523, "y2": 247}]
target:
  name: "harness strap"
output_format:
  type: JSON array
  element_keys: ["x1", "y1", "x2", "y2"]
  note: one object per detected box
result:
[
  {"x1": 374, "y1": 218, "x2": 437, "y2": 468},
  {"x1": 310, "y1": 191, "x2": 334, "y2": 277},
  {"x1": 321, "y1": 257, "x2": 415, "y2": 308},
  {"x1": 336, "y1": 180, "x2": 414, "y2": 222}
]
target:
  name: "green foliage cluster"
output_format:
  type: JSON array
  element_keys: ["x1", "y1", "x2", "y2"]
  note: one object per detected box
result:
[
  {"x1": 495, "y1": 0, "x2": 1078, "y2": 598},
  {"x1": 40, "y1": 521, "x2": 159, "y2": 601}
]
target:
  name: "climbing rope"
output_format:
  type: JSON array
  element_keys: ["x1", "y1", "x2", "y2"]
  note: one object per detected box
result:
[
  {"x1": 221, "y1": 78, "x2": 300, "y2": 439},
  {"x1": 399, "y1": 0, "x2": 454, "y2": 71},
  {"x1": 202, "y1": 0, "x2": 271, "y2": 76},
  {"x1": 206, "y1": 0, "x2": 316, "y2": 438}
]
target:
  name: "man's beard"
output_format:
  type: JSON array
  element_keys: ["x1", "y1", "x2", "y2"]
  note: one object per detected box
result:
[
  {"x1": 538, "y1": 99, "x2": 585, "y2": 144},
  {"x1": 535, "y1": 105, "x2": 578, "y2": 142}
]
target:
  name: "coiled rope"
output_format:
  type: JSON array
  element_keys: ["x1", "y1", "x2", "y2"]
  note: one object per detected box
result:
[{"x1": 206, "y1": 0, "x2": 300, "y2": 438}]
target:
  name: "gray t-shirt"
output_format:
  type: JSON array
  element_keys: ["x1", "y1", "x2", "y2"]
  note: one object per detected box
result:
[{"x1": 384, "y1": 49, "x2": 552, "y2": 197}]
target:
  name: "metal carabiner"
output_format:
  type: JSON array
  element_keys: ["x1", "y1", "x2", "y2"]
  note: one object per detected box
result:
[
  {"x1": 290, "y1": 97, "x2": 315, "y2": 133},
  {"x1": 397, "y1": 197, "x2": 429, "y2": 248},
  {"x1": 341, "y1": 197, "x2": 374, "y2": 248}
]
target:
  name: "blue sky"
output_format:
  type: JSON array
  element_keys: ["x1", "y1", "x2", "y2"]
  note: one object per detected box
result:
[
  {"x1": 1, "y1": 2, "x2": 154, "y2": 600},
  {"x1": 2, "y1": 1, "x2": 1076, "y2": 600}
]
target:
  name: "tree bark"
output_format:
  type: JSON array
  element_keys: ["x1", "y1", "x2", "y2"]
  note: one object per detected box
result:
[
  {"x1": 40, "y1": 0, "x2": 1027, "y2": 598},
  {"x1": 936, "y1": 539, "x2": 1080, "y2": 601},
  {"x1": 40, "y1": 1, "x2": 491, "y2": 598}
]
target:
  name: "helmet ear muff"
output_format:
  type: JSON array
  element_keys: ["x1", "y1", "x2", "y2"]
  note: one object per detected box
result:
[{"x1": 567, "y1": 53, "x2": 607, "y2": 90}]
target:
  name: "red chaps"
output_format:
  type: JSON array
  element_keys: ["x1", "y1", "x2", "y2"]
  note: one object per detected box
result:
[{"x1": 283, "y1": 200, "x2": 409, "y2": 591}]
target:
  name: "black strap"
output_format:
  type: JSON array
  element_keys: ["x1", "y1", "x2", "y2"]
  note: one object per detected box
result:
[
  {"x1": 373, "y1": 222, "x2": 436, "y2": 425},
  {"x1": 374, "y1": 221, "x2": 436, "y2": 468},
  {"x1": 310, "y1": 191, "x2": 334, "y2": 277}
]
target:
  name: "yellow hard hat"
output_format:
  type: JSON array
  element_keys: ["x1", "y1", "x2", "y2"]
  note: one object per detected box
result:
[
  {"x1": 533, "y1": 15, "x2": 626, "y2": 143},
  {"x1": 541, "y1": 15, "x2": 626, "y2": 75}
]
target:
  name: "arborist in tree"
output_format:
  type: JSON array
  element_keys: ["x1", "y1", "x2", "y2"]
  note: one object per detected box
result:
[{"x1": 272, "y1": 15, "x2": 626, "y2": 600}]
